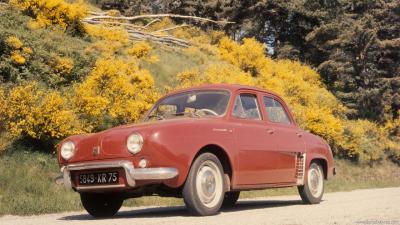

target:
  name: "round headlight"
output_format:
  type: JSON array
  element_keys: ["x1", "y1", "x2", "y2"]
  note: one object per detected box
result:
[
  {"x1": 127, "y1": 133, "x2": 143, "y2": 154},
  {"x1": 61, "y1": 141, "x2": 75, "y2": 160}
]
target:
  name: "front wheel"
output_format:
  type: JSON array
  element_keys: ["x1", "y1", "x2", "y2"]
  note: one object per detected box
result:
[
  {"x1": 298, "y1": 162, "x2": 325, "y2": 204},
  {"x1": 80, "y1": 193, "x2": 123, "y2": 218},
  {"x1": 183, "y1": 153, "x2": 225, "y2": 216}
]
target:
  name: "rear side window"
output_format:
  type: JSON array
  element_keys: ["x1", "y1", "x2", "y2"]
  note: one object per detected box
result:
[
  {"x1": 232, "y1": 94, "x2": 261, "y2": 120},
  {"x1": 264, "y1": 97, "x2": 291, "y2": 124}
]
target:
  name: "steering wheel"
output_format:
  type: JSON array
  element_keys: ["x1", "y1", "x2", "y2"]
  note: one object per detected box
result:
[{"x1": 197, "y1": 108, "x2": 219, "y2": 116}]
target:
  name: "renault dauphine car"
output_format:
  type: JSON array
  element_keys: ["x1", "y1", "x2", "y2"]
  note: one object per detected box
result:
[{"x1": 57, "y1": 84, "x2": 335, "y2": 217}]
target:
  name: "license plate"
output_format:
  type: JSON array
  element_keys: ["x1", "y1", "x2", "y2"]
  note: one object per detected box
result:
[{"x1": 78, "y1": 171, "x2": 119, "y2": 185}]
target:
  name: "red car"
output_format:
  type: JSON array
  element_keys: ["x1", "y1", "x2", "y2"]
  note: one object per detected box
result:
[{"x1": 57, "y1": 84, "x2": 335, "y2": 217}]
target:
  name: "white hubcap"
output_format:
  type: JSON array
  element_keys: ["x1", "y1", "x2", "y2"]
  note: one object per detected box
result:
[
  {"x1": 195, "y1": 161, "x2": 223, "y2": 208},
  {"x1": 308, "y1": 165, "x2": 323, "y2": 198}
]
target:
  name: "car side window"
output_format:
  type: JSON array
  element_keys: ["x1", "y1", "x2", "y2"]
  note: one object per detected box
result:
[
  {"x1": 264, "y1": 97, "x2": 291, "y2": 124},
  {"x1": 232, "y1": 94, "x2": 261, "y2": 120}
]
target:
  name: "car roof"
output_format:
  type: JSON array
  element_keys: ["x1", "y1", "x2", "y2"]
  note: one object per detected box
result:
[{"x1": 165, "y1": 84, "x2": 280, "y2": 98}]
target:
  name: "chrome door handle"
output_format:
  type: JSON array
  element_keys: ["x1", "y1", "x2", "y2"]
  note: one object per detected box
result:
[
  {"x1": 267, "y1": 129, "x2": 275, "y2": 134},
  {"x1": 296, "y1": 132, "x2": 303, "y2": 137}
]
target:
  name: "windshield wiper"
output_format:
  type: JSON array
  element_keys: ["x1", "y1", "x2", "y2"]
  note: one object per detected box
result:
[
  {"x1": 148, "y1": 114, "x2": 165, "y2": 120},
  {"x1": 149, "y1": 111, "x2": 202, "y2": 120},
  {"x1": 171, "y1": 111, "x2": 201, "y2": 118}
]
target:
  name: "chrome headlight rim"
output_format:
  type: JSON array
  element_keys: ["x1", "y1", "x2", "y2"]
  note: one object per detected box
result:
[
  {"x1": 127, "y1": 132, "x2": 143, "y2": 154},
  {"x1": 60, "y1": 141, "x2": 75, "y2": 161}
]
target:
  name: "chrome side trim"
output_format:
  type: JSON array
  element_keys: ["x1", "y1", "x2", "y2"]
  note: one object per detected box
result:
[
  {"x1": 58, "y1": 160, "x2": 179, "y2": 191},
  {"x1": 132, "y1": 168, "x2": 179, "y2": 180}
]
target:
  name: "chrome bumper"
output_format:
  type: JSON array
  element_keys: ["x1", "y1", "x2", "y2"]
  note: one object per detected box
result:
[{"x1": 56, "y1": 160, "x2": 178, "y2": 191}]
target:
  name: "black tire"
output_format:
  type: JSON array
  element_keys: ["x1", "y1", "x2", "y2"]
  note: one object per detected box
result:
[
  {"x1": 80, "y1": 193, "x2": 123, "y2": 218},
  {"x1": 298, "y1": 162, "x2": 325, "y2": 204},
  {"x1": 222, "y1": 191, "x2": 240, "y2": 207},
  {"x1": 183, "y1": 153, "x2": 226, "y2": 216}
]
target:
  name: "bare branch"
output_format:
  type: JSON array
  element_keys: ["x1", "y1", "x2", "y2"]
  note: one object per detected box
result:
[
  {"x1": 85, "y1": 14, "x2": 234, "y2": 25},
  {"x1": 89, "y1": 11, "x2": 108, "y2": 16},
  {"x1": 82, "y1": 13, "x2": 228, "y2": 48},
  {"x1": 144, "y1": 19, "x2": 161, "y2": 28},
  {"x1": 83, "y1": 19, "x2": 146, "y2": 30},
  {"x1": 152, "y1": 24, "x2": 190, "y2": 34},
  {"x1": 126, "y1": 29, "x2": 190, "y2": 47}
]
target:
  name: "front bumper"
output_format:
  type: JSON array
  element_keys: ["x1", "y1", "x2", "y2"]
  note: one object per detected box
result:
[{"x1": 56, "y1": 160, "x2": 178, "y2": 191}]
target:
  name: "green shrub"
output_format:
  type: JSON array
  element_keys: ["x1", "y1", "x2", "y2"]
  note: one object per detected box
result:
[{"x1": 0, "y1": 9, "x2": 97, "y2": 87}]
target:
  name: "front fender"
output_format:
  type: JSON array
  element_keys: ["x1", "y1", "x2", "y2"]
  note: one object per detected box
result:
[{"x1": 145, "y1": 121, "x2": 236, "y2": 188}]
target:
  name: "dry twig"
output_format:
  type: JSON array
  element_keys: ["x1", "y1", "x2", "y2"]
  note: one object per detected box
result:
[
  {"x1": 84, "y1": 13, "x2": 234, "y2": 25},
  {"x1": 151, "y1": 24, "x2": 190, "y2": 34},
  {"x1": 83, "y1": 12, "x2": 234, "y2": 48}
]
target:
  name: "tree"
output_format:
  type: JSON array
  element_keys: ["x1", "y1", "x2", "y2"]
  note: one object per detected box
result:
[{"x1": 305, "y1": 0, "x2": 400, "y2": 121}]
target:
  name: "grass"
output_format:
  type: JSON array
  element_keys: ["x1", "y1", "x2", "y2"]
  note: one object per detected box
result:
[
  {"x1": 0, "y1": 150, "x2": 81, "y2": 216},
  {"x1": 0, "y1": 149, "x2": 399, "y2": 216}
]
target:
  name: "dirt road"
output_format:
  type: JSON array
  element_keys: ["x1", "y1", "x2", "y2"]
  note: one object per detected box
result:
[{"x1": 1, "y1": 187, "x2": 399, "y2": 225}]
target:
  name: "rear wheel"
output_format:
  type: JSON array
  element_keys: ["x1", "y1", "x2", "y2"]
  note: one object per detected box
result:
[
  {"x1": 183, "y1": 153, "x2": 225, "y2": 216},
  {"x1": 80, "y1": 193, "x2": 123, "y2": 218},
  {"x1": 222, "y1": 191, "x2": 240, "y2": 207},
  {"x1": 298, "y1": 162, "x2": 325, "y2": 204}
]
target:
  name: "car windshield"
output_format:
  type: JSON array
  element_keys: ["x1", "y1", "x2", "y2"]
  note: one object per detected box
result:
[{"x1": 146, "y1": 90, "x2": 230, "y2": 121}]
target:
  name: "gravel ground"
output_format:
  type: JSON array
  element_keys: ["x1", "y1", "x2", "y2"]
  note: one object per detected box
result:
[{"x1": 1, "y1": 187, "x2": 399, "y2": 225}]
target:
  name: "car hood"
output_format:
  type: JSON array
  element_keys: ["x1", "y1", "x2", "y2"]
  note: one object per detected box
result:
[{"x1": 60, "y1": 117, "x2": 221, "y2": 163}]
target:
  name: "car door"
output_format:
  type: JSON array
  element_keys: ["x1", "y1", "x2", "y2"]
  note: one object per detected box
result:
[
  {"x1": 262, "y1": 95, "x2": 306, "y2": 184},
  {"x1": 232, "y1": 91, "x2": 279, "y2": 185}
]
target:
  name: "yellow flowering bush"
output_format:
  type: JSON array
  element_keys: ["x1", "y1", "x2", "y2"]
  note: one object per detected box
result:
[
  {"x1": 52, "y1": 57, "x2": 74, "y2": 75},
  {"x1": 3, "y1": 36, "x2": 32, "y2": 65},
  {"x1": 1, "y1": 82, "x2": 84, "y2": 142},
  {"x1": 127, "y1": 42, "x2": 158, "y2": 63},
  {"x1": 35, "y1": 92, "x2": 85, "y2": 138},
  {"x1": 84, "y1": 24, "x2": 129, "y2": 57},
  {"x1": 6, "y1": 36, "x2": 23, "y2": 49},
  {"x1": 84, "y1": 24, "x2": 129, "y2": 44},
  {"x1": 218, "y1": 37, "x2": 268, "y2": 76},
  {"x1": 147, "y1": 18, "x2": 175, "y2": 32},
  {"x1": 0, "y1": 84, "x2": 30, "y2": 138},
  {"x1": 382, "y1": 117, "x2": 400, "y2": 161},
  {"x1": 172, "y1": 26, "x2": 221, "y2": 55},
  {"x1": 177, "y1": 63, "x2": 254, "y2": 88},
  {"x1": 10, "y1": 51, "x2": 26, "y2": 65},
  {"x1": 22, "y1": 47, "x2": 33, "y2": 55},
  {"x1": 77, "y1": 19, "x2": 159, "y2": 129},
  {"x1": 73, "y1": 58, "x2": 159, "y2": 129},
  {"x1": 10, "y1": 0, "x2": 87, "y2": 32},
  {"x1": 340, "y1": 120, "x2": 386, "y2": 162},
  {"x1": 127, "y1": 42, "x2": 152, "y2": 58}
]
